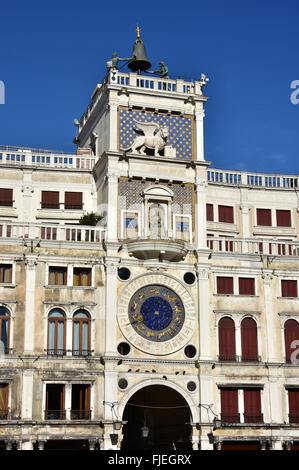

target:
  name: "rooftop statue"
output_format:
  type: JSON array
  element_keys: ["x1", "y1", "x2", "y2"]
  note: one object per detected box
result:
[
  {"x1": 106, "y1": 52, "x2": 135, "y2": 71},
  {"x1": 148, "y1": 61, "x2": 169, "y2": 79}
]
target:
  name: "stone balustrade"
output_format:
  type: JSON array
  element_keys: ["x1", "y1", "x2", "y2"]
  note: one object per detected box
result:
[
  {"x1": 0, "y1": 148, "x2": 95, "y2": 170},
  {"x1": 208, "y1": 168, "x2": 299, "y2": 189},
  {"x1": 207, "y1": 236, "x2": 299, "y2": 256},
  {"x1": 0, "y1": 222, "x2": 106, "y2": 243}
]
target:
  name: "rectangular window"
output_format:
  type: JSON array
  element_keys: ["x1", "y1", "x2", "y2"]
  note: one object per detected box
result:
[
  {"x1": 256, "y1": 208, "x2": 272, "y2": 226},
  {"x1": 41, "y1": 191, "x2": 59, "y2": 209},
  {"x1": 206, "y1": 204, "x2": 214, "y2": 221},
  {"x1": 238, "y1": 278, "x2": 255, "y2": 295},
  {"x1": 71, "y1": 384, "x2": 91, "y2": 420},
  {"x1": 73, "y1": 268, "x2": 91, "y2": 287},
  {"x1": 276, "y1": 210, "x2": 291, "y2": 227},
  {"x1": 220, "y1": 388, "x2": 239, "y2": 423},
  {"x1": 243, "y1": 389, "x2": 263, "y2": 423},
  {"x1": 123, "y1": 212, "x2": 139, "y2": 239},
  {"x1": 218, "y1": 205, "x2": 234, "y2": 224},
  {"x1": 0, "y1": 265, "x2": 12, "y2": 283},
  {"x1": 281, "y1": 280, "x2": 297, "y2": 297},
  {"x1": 0, "y1": 383, "x2": 8, "y2": 419},
  {"x1": 0, "y1": 189, "x2": 13, "y2": 207},
  {"x1": 48, "y1": 267, "x2": 67, "y2": 286},
  {"x1": 45, "y1": 384, "x2": 65, "y2": 420},
  {"x1": 174, "y1": 215, "x2": 191, "y2": 242},
  {"x1": 64, "y1": 192, "x2": 83, "y2": 210},
  {"x1": 217, "y1": 276, "x2": 234, "y2": 294},
  {"x1": 288, "y1": 389, "x2": 299, "y2": 423}
]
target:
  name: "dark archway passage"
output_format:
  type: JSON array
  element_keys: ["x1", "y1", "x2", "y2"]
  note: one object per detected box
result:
[{"x1": 121, "y1": 385, "x2": 193, "y2": 451}]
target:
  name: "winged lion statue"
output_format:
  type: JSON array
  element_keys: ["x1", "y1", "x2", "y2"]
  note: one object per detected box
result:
[{"x1": 126, "y1": 120, "x2": 169, "y2": 156}]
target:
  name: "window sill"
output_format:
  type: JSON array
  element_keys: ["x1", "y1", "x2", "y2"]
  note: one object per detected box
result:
[
  {"x1": 0, "y1": 283, "x2": 16, "y2": 288},
  {"x1": 278, "y1": 296, "x2": 299, "y2": 300},
  {"x1": 214, "y1": 294, "x2": 258, "y2": 297},
  {"x1": 45, "y1": 285, "x2": 94, "y2": 289}
]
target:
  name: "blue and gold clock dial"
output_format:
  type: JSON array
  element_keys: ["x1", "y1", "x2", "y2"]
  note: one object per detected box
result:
[{"x1": 128, "y1": 285, "x2": 185, "y2": 342}]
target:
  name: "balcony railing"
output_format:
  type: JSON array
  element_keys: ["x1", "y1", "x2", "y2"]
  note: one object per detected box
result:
[
  {"x1": 208, "y1": 237, "x2": 299, "y2": 257},
  {"x1": 72, "y1": 350, "x2": 92, "y2": 357},
  {"x1": 289, "y1": 413, "x2": 299, "y2": 423},
  {"x1": 208, "y1": 168, "x2": 299, "y2": 189},
  {"x1": 45, "y1": 410, "x2": 66, "y2": 420},
  {"x1": 47, "y1": 349, "x2": 66, "y2": 356},
  {"x1": 70, "y1": 410, "x2": 91, "y2": 420},
  {"x1": 244, "y1": 413, "x2": 264, "y2": 423},
  {"x1": 218, "y1": 354, "x2": 237, "y2": 362},
  {"x1": 0, "y1": 409, "x2": 9, "y2": 420},
  {"x1": 0, "y1": 222, "x2": 106, "y2": 243},
  {"x1": 220, "y1": 414, "x2": 240, "y2": 424},
  {"x1": 0, "y1": 148, "x2": 95, "y2": 170}
]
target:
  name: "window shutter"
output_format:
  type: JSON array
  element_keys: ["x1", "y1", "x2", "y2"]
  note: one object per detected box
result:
[
  {"x1": 218, "y1": 205, "x2": 234, "y2": 223},
  {"x1": 42, "y1": 191, "x2": 59, "y2": 209},
  {"x1": 0, "y1": 384, "x2": 8, "y2": 413},
  {"x1": 276, "y1": 210, "x2": 291, "y2": 227},
  {"x1": 281, "y1": 280, "x2": 297, "y2": 297},
  {"x1": 239, "y1": 278, "x2": 255, "y2": 295},
  {"x1": 218, "y1": 317, "x2": 236, "y2": 361},
  {"x1": 288, "y1": 389, "x2": 299, "y2": 422},
  {"x1": 206, "y1": 204, "x2": 214, "y2": 221},
  {"x1": 284, "y1": 320, "x2": 299, "y2": 362},
  {"x1": 256, "y1": 209, "x2": 272, "y2": 226},
  {"x1": 217, "y1": 277, "x2": 234, "y2": 294},
  {"x1": 220, "y1": 389, "x2": 239, "y2": 422},
  {"x1": 244, "y1": 389, "x2": 261, "y2": 422},
  {"x1": 241, "y1": 317, "x2": 258, "y2": 361},
  {"x1": 65, "y1": 192, "x2": 83, "y2": 210},
  {"x1": 0, "y1": 189, "x2": 13, "y2": 207}
]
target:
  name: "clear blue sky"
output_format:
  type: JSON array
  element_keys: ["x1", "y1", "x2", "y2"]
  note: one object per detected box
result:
[{"x1": 0, "y1": 0, "x2": 298, "y2": 174}]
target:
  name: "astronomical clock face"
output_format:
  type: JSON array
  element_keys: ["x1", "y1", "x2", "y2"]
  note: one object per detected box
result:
[
  {"x1": 128, "y1": 285, "x2": 185, "y2": 342},
  {"x1": 117, "y1": 273, "x2": 196, "y2": 355}
]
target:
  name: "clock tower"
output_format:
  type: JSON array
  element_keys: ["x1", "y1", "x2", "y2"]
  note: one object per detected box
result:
[{"x1": 74, "y1": 30, "x2": 211, "y2": 449}]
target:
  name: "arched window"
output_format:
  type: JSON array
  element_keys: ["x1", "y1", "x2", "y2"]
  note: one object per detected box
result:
[
  {"x1": 218, "y1": 317, "x2": 236, "y2": 361},
  {"x1": 284, "y1": 319, "x2": 299, "y2": 363},
  {"x1": 48, "y1": 309, "x2": 66, "y2": 356},
  {"x1": 241, "y1": 317, "x2": 258, "y2": 362},
  {"x1": 73, "y1": 310, "x2": 90, "y2": 356},
  {"x1": 0, "y1": 307, "x2": 10, "y2": 354}
]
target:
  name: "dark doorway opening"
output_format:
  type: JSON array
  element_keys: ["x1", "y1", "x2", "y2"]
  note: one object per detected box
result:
[
  {"x1": 44, "y1": 440, "x2": 89, "y2": 451},
  {"x1": 121, "y1": 385, "x2": 192, "y2": 451}
]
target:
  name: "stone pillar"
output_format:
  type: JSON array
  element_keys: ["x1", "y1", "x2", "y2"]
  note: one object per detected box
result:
[
  {"x1": 21, "y1": 441, "x2": 33, "y2": 450},
  {"x1": 23, "y1": 256, "x2": 38, "y2": 354},
  {"x1": 262, "y1": 271, "x2": 278, "y2": 362},
  {"x1": 101, "y1": 421, "x2": 122, "y2": 451},
  {"x1": 108, "y1": 101, "x2": 118, "y2": 151},
  {"x1": 106, "y1": 168, "x2": 119, "y2": 242},
  {"x1": 239, "y1": 205, "x2": 251, "y2": 240},
  {"x1": 65, "y1": 382, "x2": 72, "y2": 420},
  {"x1": 235, "y1": 323, "x2": 242, "y2": 360},
  {"x1": 21, "y1": 171, "x2": 34, "y2": 223},
  {"x1": 195, "y1": 170, "x2": 208, "y2": 249},
  {"x1": 197, "y1": 265, "x2": 211, "y2": 360},
  {"x1": 195, "y1": 106, "x2": 205, "y2": 161},
  {"x1": 104, "y1": 259, "x2": 119, "y2": 355},
  {"x1": 200, "y1": 433, "x2": 214, "y2": 450},
  {"x1": 271, "y1": 439, "x2": 283, "y2": 450},
  {"x1": 21, "y1": 370, "x2": 34, "y2": 419},
  {"x1": 38, "y1": 440, "x2": 46, "y2": 450}
]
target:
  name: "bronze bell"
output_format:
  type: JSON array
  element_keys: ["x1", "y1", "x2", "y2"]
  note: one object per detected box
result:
[{"x1": 128, "y1": 28, "x2": 151, "y2": 73}]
